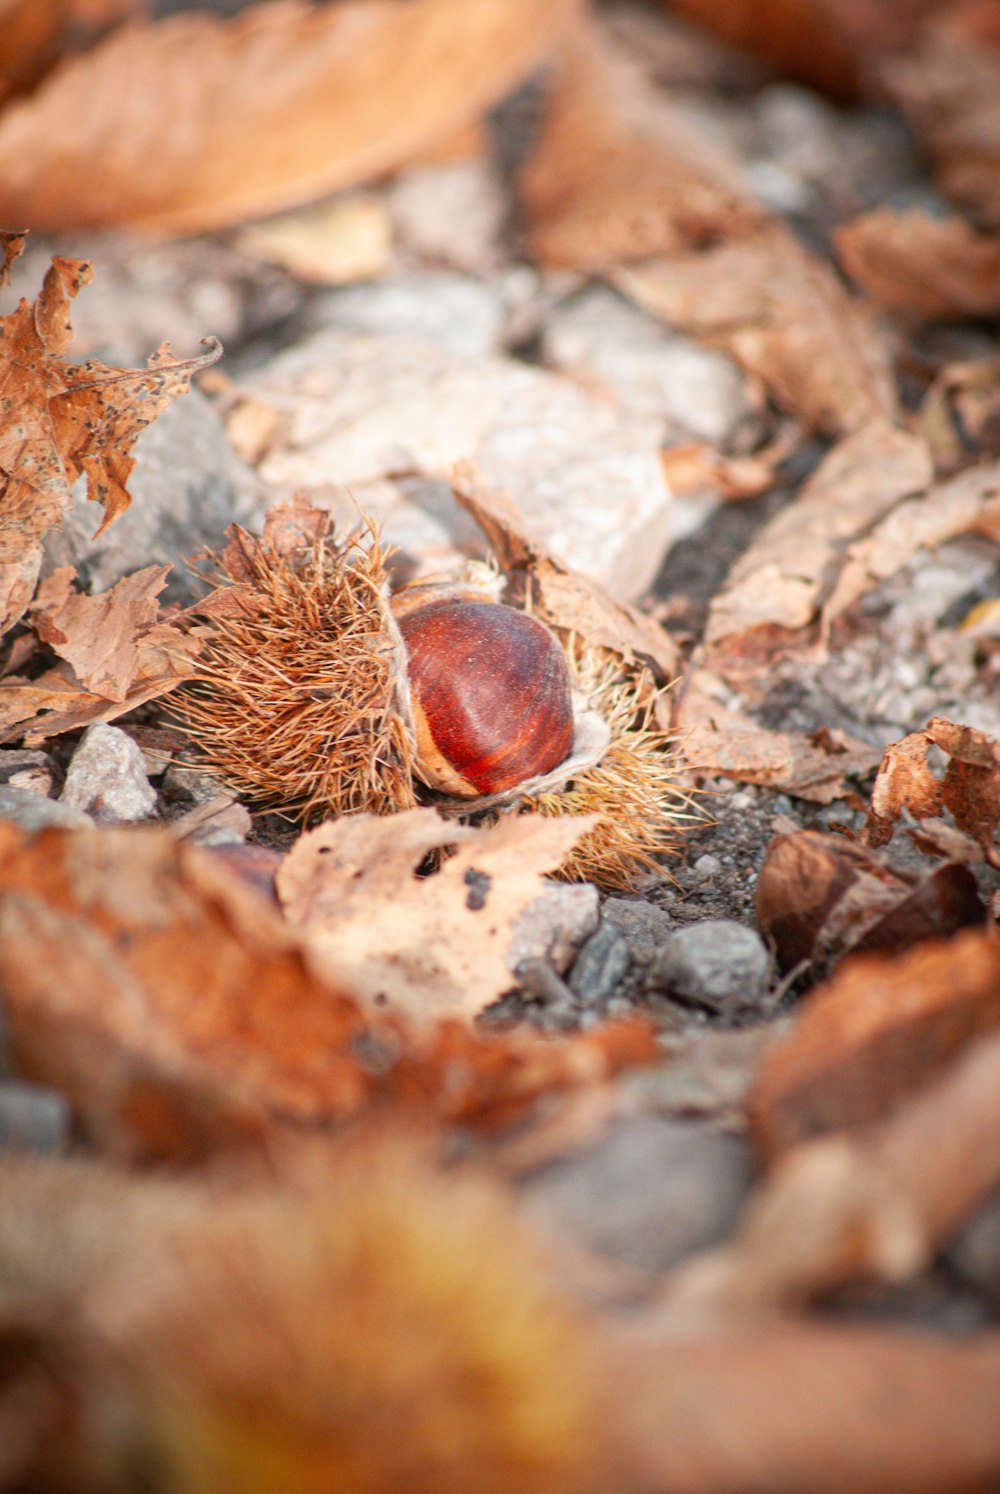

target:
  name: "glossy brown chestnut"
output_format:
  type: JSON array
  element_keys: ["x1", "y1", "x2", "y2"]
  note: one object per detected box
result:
[{"x1": 398, "y1": 598, "x2": 575, "y2": 797}]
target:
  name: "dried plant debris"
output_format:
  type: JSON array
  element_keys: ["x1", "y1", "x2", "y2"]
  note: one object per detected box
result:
[
  {"x1": 0, "y1": 0, "x2": 573, "y2": 234},
  {"x1": 617, "y1": 222, "x2": 899, "y2": 439},
  {"x1": 517, "y1": 19, "x2": 763, "y2": 272},
  {"x1": 0, "y1": 235, "x2": 219, "y2": 635},
  {"x1": 747, "y1": 929, "x2": 1000, "y2": 1159},
  {"x1": 0, "y1": 819, "x2": 657, "y2": 1158},
  {"x1": 755, "y1": 827, "x2": 986, "y2": 976},
  {"x1": 882, "y1": 11, "x2": 1000, "y2": 230},
  {"x1": 0, "y1": 565, "x2": 204, "y2": 746},
  {"x1": 608, "y1": 1320, "x2": 1000, "y2": 1494},
  {"x1": 176, "y1": 495, "x2": 695, "y2": 891},
  {"x1": 0, "y1": 0, "x2": 143, "y2": 110},
  {"x1": 864, "y1": 716, "x2": 1000, "y2": 851},
  {"x1": 836, "y1": 207, "x2": 1000, "y2": 321},
  {"x1": 669, "y1": 1021, "x2": 1000, "y2": 1318}
]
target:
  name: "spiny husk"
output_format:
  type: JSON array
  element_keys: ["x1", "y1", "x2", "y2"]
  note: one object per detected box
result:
[
  {"x1": 174, "y1": 526, "x2": 417, "y2": 822},
  {"x1": 525, "y1": 652, "x2": 701, "y2": 891}
]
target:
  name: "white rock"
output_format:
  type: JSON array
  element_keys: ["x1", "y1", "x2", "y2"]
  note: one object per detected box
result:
[
  {"x1": 542, "y1": 285, "x2": 751, "y2": 446},
  {"x1": 311, "y1": 271, "x2": 505, "y2": 361},
  {"x1": 60, "y1": 723, "x2": 157, "y2": 822},
  {"x1": 230, "y1": 329, "x2": 675, "y2": 600}
]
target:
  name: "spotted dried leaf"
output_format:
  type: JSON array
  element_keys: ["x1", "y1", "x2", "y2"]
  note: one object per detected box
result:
[
  {"x1": 278, "y1": 808, "x2": 596, "y2": 1021},
  {"x1": 0, "y1": 240, "x2": 220, "y2": 633},
  {"x1": 864, "y1": 716, "x2": 1000, "y2": 850},
  {"x1": 0, "y1": 565, "x2": 205, "y2": 745}
]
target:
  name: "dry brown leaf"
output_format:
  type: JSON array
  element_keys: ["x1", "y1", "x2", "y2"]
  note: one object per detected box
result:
[
  {"x1": 28, "y1": 564, "x2": 175, "y2": 701},
  {"x1": 663, "y1": 1023, "x2": 1000, "y2": 1320},
  {"x1": 0, "y1": 0, "x2": 575, "y2": 234},
  {"x1": 756, "y1": 827, "x2": 985, "y2": 974},
  {"x1": 836, "y1": 206, "x2": 1000, "y2": 320},
  {"x1": 865, "y1": 716, "x2": 1000, "y2": 849},
  {"x1": 654, "y1": 0, "x2": 947, "y2": 97},
  {"x1": 660, "y1": 434, "x2": 795, "y2": 502},
  {"x1": 610, "y1": 1318, "x2": 1000, "y2": 1494},
  {"x1": 517, "y1": 20, "x2": 764, "y2": 271},
  {"x1": 616, "y1": 222, "x2": 899, "y2": 438},
  {"x1": 0, "y1": 0, "x2": 142, "y2": 108},
  {"x1": 747, "y1": 929, "x2": 1000, "y2": 1160},
  {"x1": 675, "y1": 670, "x2": 880, "y2": 802},
  {"x1": 0, "y1": 822, "x2": 655, "y2": 1159},
  {"x1": 277, "y1": 808, "x2": 596, "y2": 1021},
  {"x1": 883, "y1": 13, "x2": 1000, "y2": 228},
  {"x1": 701, "y1": 423, "x2": 931, "y2": 649},
  {"x1": 822, "y1": 458, "x2": 1000, "y2": 626},
  {"x1": 0, "y1": 241, "x2": 220, "y2": 634},
  {"x1": 0, "y1": 565, "x2": 205, "y2": 745}
]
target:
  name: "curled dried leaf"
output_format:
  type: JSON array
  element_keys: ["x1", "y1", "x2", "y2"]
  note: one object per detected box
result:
[{"x1": 756, "y1": 827, "x2": 985, "y2": 976}]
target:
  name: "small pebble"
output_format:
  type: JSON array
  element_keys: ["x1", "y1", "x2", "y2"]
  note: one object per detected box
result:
[
  {"x1": 508, "y1": 882, "x2": 599, "y2": 976},
  {"x1": 648, "y1": 920, "x2": 770, "y2": 1018},
  {"x1": 601, "y1": 896, "x2": 675, "y2": 957},
  {"x1": 569, "y1": 924, "x2": 630, "y2": 1007},
  {"x1": 693, "y1": 853, "x2": 723, "y2": 881},
  {"x1": 61, "y1": 722, "x2": 157, "y2": 822}
]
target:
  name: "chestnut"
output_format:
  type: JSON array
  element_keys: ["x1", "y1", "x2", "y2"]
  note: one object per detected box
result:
[{"x1": 398, "y1": 598, "x2": 575, "y2": 797}]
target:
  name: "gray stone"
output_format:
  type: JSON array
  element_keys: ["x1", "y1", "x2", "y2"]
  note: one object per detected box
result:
[
  {"x1": 521, "y1": 1113, "x2": 752, "y2": 1274},
  {"x1": 60, "y1": 723, "x2": 157, "y2": 822},
  {"x1": 601, "y1": 896, "x2": 675, "y2": 961},
  {"x1": 228, "y1": 329, "x2": 676, "y2": 601},
  {"x1": 0, "y1": 785, "x2": 93, "y2": 832},
  {"x1": 542, "y1": 285, "x2": 751, "y2": 446},
  {"x1": 312, "y1": 272, "x2": 505, "y2": 361},
  {"x1": 568, "y1": 924, "x2": 630, "y2": 1006},
  {"x1": 0, "y1": 749, "x2": 54, "y2": 797},
  {"x1": 0, "y1": 1080, "x2": 71, "y2": 1154},
  {"x1": 508, "y1": 881, "x2": 599, "y2": 976},
  {"x1": 648, "y1": 920, "x2": 770, "y2": 1017},
  {"x1": 42, "y1": 388, "x2": 267, "y2": 606}
]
